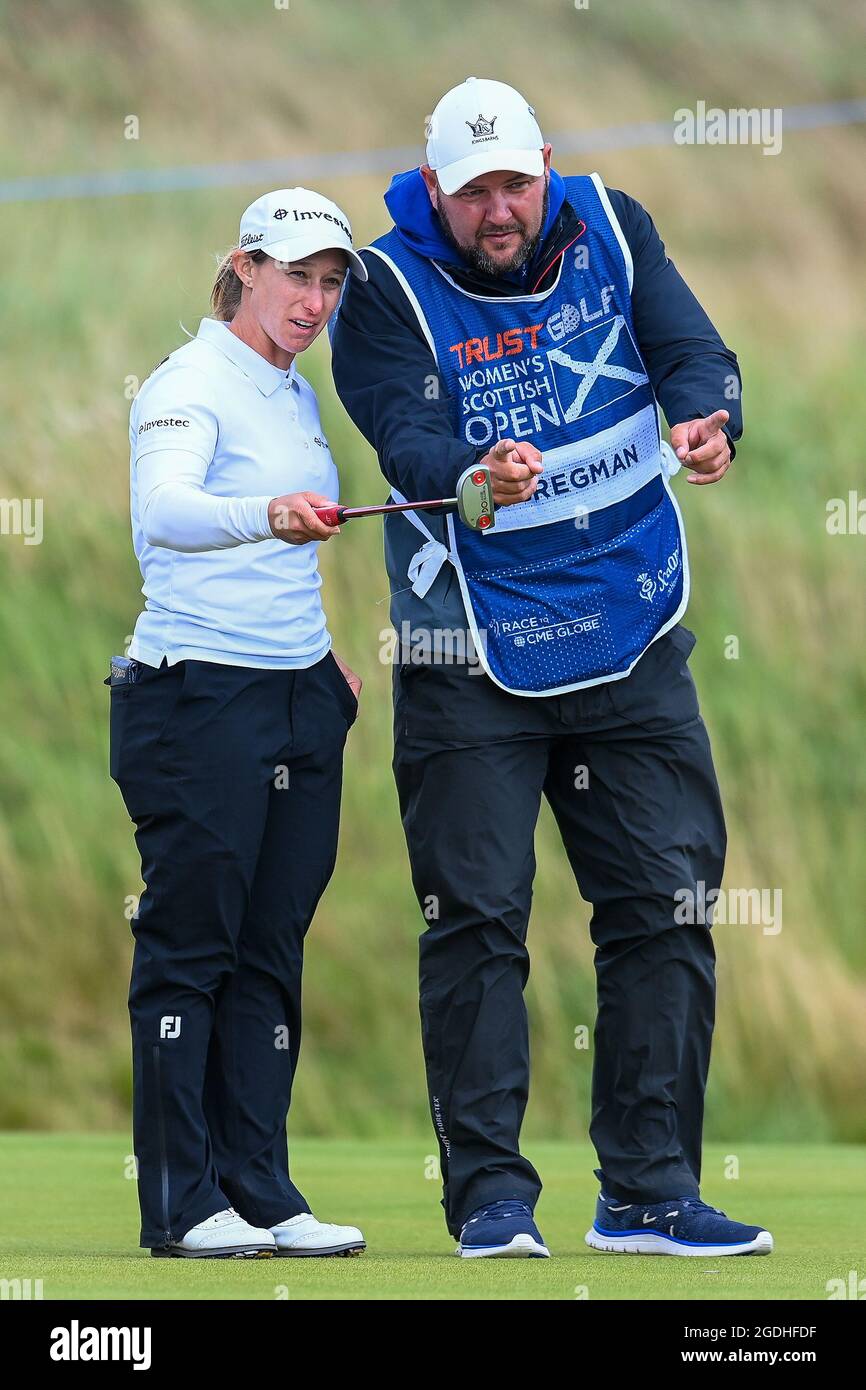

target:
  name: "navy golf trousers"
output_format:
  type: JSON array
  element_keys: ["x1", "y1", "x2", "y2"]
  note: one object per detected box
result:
[
  {"x1": 392, "y1": 624, "x2": 725, "y2": 1237},
  {"x1": 110, "y1": 652, "x2": 357, "y2": 1248}
]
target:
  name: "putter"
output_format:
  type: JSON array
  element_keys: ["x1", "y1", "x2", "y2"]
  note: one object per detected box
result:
[{"x1": 313, "y1": 465, "x2": 495, "y2": 532}]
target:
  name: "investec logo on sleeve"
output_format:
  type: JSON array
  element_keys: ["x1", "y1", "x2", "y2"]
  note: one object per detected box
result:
[{"x1": 138, "y1": 417, "x2": 190, "y2": 435}]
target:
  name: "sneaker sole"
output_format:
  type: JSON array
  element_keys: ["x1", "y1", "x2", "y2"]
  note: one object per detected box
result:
[
  {"x1": 151, "y1": 1245, "x2": 275, "y2": 1259},
  {"x1": 457, "y1": 1234, "x2": 550, "y2": 1259},
  {"x1": 584, "y1": 1227, "x2": 774, "y2": 1257},
  {"x1": 275, "y1": 1242, "x2": 366, "y2": 1258}
]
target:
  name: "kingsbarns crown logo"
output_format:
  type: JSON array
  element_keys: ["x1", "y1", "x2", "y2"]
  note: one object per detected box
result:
[{"x1": 466, "y1": 113, "x2": 498, "y2": 143}]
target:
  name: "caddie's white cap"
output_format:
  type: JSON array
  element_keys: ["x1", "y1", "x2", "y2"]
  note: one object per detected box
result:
[
  {"x1": 425, "y1": 77, "x2": 544, "y2": 196},
  {"x1": 238, "y1": 187, "x2": 368, "y2": 280}
]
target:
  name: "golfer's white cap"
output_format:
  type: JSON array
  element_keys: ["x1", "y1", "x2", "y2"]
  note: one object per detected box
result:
[
  {"x1": 238, "y1": 187, "x2": 368, "y2": 280},
  {"x1": 425, "y1": 77, "x2": 544, "y2": 196}
]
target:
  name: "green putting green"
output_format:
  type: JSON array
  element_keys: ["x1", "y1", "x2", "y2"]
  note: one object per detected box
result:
[{"x1": 0, "y1": 1135, "x2": 862, "y2": 1301}]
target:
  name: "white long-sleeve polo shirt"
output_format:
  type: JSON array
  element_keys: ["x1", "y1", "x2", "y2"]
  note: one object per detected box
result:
[{"x1": 127, "y1": 317, "x2": 339, "y2": 669}]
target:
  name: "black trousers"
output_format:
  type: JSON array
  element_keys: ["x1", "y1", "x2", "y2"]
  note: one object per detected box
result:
[
  {"x1": 392, "y1": 624, "x2": 725, "y2": 1237},
  {"x1": 110, "y1": 651, "x2": 356, "y2": 1247}
]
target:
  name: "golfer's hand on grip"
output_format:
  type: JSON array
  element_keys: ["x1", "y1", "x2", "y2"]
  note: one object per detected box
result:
[
  {"x1": 480, "y1": 437, "x2": 543, "y2": 506},
  {"x1": 268, "y1": 492, "x2": 341, "y2": 544}
]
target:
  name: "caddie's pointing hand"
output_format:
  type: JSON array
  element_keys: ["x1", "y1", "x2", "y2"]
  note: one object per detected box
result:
[{"x1": 669, "y1": 409, "x2": 732, "y2": 485}]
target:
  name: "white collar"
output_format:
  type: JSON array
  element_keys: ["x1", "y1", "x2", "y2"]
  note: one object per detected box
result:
[{"x1": 197, "y1": 318, "x2": 296, "y2": 397}]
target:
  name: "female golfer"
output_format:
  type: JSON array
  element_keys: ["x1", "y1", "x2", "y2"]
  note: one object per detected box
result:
[{"x1": 110, "y1": 188, "x2": 367, "y2": 1258}]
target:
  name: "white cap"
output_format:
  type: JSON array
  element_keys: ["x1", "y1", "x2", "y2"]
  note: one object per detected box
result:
[
  {"x1": 425, "y1": 77, "x2": 544, "y2": 196},
  {"x1": 238, "y1": 187, "x2": 368, "y2": 280}
]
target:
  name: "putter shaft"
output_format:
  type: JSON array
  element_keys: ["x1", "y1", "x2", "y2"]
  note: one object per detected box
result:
[
  {"x1": 314, "y1": 498, "x2": 457, "y2": 526},
  {"x1": 313, "y1": 465, "x2": 494, "y2": 532}
]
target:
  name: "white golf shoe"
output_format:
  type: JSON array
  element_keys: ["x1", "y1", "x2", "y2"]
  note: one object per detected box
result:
[
  {"x1": 270, "y1": 1212, "x2": 366, "y2": 1257},
  {"x1": 151, "y1": 1206, "x2": 276, "y2": 1258}
]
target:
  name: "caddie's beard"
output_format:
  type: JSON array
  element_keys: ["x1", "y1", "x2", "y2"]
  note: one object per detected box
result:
[{"x1": 435, "y1": 178, "x2": 550, "y2": 277}]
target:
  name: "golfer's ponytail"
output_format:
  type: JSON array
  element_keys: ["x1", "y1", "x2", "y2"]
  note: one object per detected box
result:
[{"x1": 210, "y1": 248, "x2": 266, "y2": 321}]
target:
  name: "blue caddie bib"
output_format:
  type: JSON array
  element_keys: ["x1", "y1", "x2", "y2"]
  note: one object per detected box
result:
[{"x1": 368, "y1": 173, "x2": 689, "y2": 695}]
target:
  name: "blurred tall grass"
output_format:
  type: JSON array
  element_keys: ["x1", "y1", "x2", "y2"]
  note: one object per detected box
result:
[{"x1": 0, "y1": 0, "x2": 864, "y2": 1140}]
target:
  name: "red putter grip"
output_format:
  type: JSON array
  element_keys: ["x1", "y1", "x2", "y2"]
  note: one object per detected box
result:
[{"x1": 313, "y1": 505, "x2": 345, "y2": 527}]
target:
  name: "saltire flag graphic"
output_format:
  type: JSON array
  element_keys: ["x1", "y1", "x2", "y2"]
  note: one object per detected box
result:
[{"x1": 548, "y1": 315, "x2": 649, "y2": 422}]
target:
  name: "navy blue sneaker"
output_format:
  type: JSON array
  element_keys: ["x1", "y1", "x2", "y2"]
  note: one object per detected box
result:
[
  {"x1": 457, "y1": 1199, "x2": 550, "y2": 1259},
  {"x1": 586, "y1": 1187, "x2": 773, "y2": 1257}
]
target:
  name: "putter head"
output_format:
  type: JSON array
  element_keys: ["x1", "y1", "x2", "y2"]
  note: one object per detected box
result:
[{"x1": 455, "y1": 465, "x2": 495, "y2": 531}]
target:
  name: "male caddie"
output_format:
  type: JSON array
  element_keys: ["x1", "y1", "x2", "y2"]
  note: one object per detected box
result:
[{"x1": 331, "y1": 78, "x2": 773, "y2": 1258}]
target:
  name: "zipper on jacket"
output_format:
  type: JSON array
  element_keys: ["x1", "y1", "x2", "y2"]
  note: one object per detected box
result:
[{"x1": 152, "y1": 1044, "x2": 172, "y2": 1246}]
